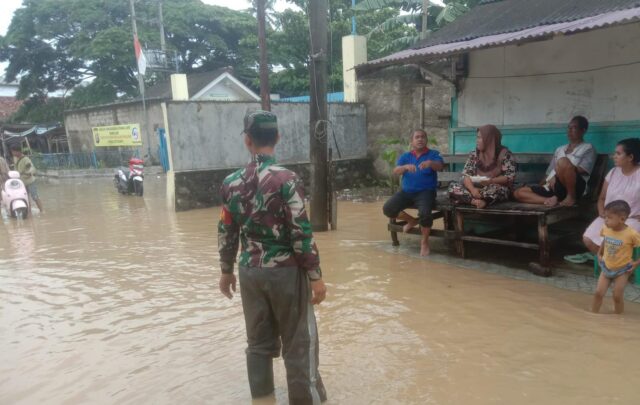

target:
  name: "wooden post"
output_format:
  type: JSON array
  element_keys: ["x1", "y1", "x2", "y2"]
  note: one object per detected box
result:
[
  {"x1": 537, "y1": 215, "x2": 550, "y2": 267},
  {"x1": 309, "y1": 0, "x2": 329, "y2": 232},
  {"x1": 257, "y1": 0, "x2": 271, "y2": 111},
  {"x1": 454, "y1": 209, "x2": 465, "y2": 258}
]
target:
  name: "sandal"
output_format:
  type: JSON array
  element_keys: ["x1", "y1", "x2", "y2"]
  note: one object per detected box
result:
[{"x1": 563, "y1": 252, "x2": 595, "y2": 264}]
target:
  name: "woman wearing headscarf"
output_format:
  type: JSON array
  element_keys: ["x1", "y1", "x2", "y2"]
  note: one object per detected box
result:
[{"x1": 448, "y1": 125, "x2": 517, "y2": 209}]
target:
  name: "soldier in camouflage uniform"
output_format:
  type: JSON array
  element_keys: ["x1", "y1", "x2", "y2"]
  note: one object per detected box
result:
[{"x1": 218, "y1": 110, "x2": 327, "y2": 404}]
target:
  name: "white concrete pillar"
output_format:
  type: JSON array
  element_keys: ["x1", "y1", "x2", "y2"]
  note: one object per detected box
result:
[
  {"x1": 342, "y1": 35, "x2": 367, "y2": 102},
  {"x1": 170, "y1": 74, "x2": 189, "y2": 101}
]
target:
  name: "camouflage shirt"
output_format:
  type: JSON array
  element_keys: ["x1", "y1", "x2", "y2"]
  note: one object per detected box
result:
[{"x1": 218, "y1": 154, "x2": 322, "y2": 280}]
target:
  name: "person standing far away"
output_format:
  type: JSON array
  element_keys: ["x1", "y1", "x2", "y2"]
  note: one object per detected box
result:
[
  {"x1": 217, "y1": 110, "x2": 328, "y2": 404},
  {"x1": 0, "y1": 151, "x2": 10, "y2": 184},
  {"x1": 10, "y1": 144, "x2": 44, "y2": 213}
]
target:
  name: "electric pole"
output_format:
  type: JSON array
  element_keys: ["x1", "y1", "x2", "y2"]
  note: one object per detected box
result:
[
  {"x1": 422, "y1": 0, "x2": 430, "y2": 39},
  {"x1": 309, "y1": 0, "x2": 329, "y2": 232},
  {"x1": 257, "y1": 0, "x2": 271, "y2": 111},
  {"x1": 158, "y1": 0, "x2": 166, "y2": 54}
]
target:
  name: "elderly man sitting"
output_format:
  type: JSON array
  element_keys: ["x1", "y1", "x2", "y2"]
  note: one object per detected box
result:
[{"x1": 514, "y1": 116, "x2": 596, "y2": 207}]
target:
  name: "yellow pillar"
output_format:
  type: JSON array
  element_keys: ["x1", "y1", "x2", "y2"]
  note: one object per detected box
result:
[
  {"x1": 342, "y1": 35, "x2": 367, "y2": 102},
  {"x1": 170, "y1": 74, "x2": 189, "y2": 101}
]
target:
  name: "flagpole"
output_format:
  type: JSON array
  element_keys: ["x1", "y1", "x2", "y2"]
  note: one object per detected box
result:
[
  {"x1": 129, "y1": 0, "x2": 146, "y2": 105},
  {"x1": 129, "y1": 0, "x2": 147, "y2": 158}
]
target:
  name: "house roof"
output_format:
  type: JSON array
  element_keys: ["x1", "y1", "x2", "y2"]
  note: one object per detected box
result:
[
  {"x1": 359, "y1": 0, "x2": 640, "y2": 71},
  {"x1": 144, "y1": 67, "x2": 239, "y2": 100}
]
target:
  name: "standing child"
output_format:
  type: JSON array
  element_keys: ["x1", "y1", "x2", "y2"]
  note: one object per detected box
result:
[{"x1": 592, "y1": 200, "x2": 640, "y2": 314}]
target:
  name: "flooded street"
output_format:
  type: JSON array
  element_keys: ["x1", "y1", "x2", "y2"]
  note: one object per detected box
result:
[{"x1": 2, "y1": 177, "x2": 640, "y2": 404}]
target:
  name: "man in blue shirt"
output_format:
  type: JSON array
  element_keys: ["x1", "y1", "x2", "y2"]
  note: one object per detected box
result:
[{"x1": 383, "y1": 129, "x2": 444, "y2": 256}]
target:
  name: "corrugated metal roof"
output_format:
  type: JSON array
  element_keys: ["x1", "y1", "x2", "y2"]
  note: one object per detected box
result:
[
  {"x1": 415, "y1": 0, "x2": 640, "y2": 48},
  {"x1": 361, "y1": 6, "x2": 640, "y2": 69}
]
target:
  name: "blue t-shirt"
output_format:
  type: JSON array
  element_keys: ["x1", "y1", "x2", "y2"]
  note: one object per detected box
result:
[{"x1": 397, "y1": 149, "x2": 443, "y2": 193}]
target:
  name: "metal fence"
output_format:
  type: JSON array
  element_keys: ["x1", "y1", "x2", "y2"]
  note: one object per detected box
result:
[{"x1": 30, "y1": 150, "x2": 142, "y2": 170}]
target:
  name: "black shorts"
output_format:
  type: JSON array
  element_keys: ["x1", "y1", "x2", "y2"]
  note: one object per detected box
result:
[{"x1": 530, "y1": 175, "x2": 586, "y2": 200}]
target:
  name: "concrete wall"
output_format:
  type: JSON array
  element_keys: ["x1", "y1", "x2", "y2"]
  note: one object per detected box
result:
[
  {"x1": 357, "y1": 65, "x2": 453, "y2": 175},
  {"x1": 173, "y1": 158, "x2": 378, "y2": 211},
  {"x1": 459, "y1": 23, "x2": 640, "y2": 127},
  {"x1": 165, "y1": 101, "x2": 367, "y2": 171},
  {"x1": 64, "y1": 101, "x2": 164, "y2": 164}
]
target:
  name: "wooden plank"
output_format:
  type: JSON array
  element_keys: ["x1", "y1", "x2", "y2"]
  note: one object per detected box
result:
[
  {"x1": 438, "y1": 171, "x2": 544, "y2": 184},
  {"x1": 461, "y1": 235, "x2": 540, "y2": 250},
  {"x1": 441, "y1": 153, "x2": 553, "y2": 165}
]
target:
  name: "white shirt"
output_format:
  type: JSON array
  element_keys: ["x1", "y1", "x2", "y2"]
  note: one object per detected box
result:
[{"x1": 546, "y1": 142, "x2": 596, "y2": 182}]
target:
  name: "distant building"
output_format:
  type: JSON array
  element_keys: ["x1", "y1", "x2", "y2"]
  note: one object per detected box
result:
[
  {"x1": 143, "y1": 68, "x2": 260, "y2": 102},
  {"x1": 0, "y1": 77, "x2": 23, "y2": 122},
  {"x1": 64, "y1": 68, "x2": 261, "y2": 162}
]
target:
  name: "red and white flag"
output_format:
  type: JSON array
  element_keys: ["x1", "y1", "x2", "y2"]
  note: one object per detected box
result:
[{"x1": 133, "y1": 35, "x2": 147, "y2": 76}]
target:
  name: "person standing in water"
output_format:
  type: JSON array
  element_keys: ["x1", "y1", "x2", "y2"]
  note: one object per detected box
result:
[
  {"x1": 591, "y1": 200, "x2": 640, "y2": 314},
  {"x1": 217, "y1": 110, "x2": 327, "y2": 404},
  {"x1": 383, "y1": 129, "x2": 444, "y2": 256},
  {"x1": 10, "y1": 144, "x2": 43, "y2": 213}
]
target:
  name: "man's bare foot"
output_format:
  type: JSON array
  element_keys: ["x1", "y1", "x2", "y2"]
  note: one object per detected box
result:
[
  {"x1": 420, "y1": 241, "x2": 430, "y2": 256},
  {"x1": 471, "y1": 199, "x2": 487, "y2": 209},
  {"x1": 403, "y1": 218, "x2": 418, "y2": 233},
  {"x1": 544, "y1": 196, "x2": 558, "y2": 206},
  {"x1": 559, "y1": 196, "x2": 576, "y2": 207}
]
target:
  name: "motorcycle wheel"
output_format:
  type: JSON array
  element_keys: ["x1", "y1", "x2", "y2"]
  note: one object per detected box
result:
[
  {"x1": 134, "y1": 181, "x2": 144, "y2": 197},
  {"x1": 14, "y1": 207, "x2": 28, "y2": 219}
]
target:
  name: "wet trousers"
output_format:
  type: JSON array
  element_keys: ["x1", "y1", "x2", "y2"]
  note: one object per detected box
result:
[{"x1": 239, "y1": 266, "x2": 326, "y2": 405}]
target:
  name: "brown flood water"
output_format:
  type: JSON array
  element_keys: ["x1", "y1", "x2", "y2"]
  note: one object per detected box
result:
[{"x1": 1, "y1": 177, "x2": 640, "y2": 405}]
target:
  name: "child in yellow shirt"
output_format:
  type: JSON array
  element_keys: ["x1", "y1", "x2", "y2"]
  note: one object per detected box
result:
[{"x1": 592, "y1": 200, "x2": 640, "y2": 314}]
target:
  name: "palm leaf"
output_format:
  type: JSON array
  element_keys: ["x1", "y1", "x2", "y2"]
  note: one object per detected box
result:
[
  {"x1": 435, "y1": 3, "x2": 469, "y2": 25},
  {"x1": 380, "y1": 33, "x2": 422, "y2": 53},
  {"x1": 366, "y1": 13, "x2": 419, "y2": 37},
  {"x1": 352, "y1": 0, "x2": 422, "y2": 12}
]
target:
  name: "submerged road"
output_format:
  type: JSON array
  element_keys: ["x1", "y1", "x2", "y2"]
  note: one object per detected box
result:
[{"x1": 1, "y1": 177, "x2": 639, "y2": 404}]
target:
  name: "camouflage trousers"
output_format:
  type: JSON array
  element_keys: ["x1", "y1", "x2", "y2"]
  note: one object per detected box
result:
[{"x1": 239, "y1": 266, "x2": 327, "y2": 405}]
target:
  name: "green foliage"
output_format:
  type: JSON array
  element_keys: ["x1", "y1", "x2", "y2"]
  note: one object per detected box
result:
[
  {"x1": 353, "y1": 0, "x2": 481, "y2": 54},
  {"x1": 0, "y1": 0, "x2": 259, "y2": 115},
  {"x1": 267, "y1": 0, "x2": 413, "y2": 96},
  {"x1": 378, "y1": 137, "x2": 406, "y2": 192},
  {"x1": 9, "y1": 96, "x2": 65, "y2": 124}
]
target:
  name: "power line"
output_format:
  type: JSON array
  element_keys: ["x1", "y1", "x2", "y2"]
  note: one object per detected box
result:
[{"x1": 467, "y1": 60, "x2": 640, "y2": 80}]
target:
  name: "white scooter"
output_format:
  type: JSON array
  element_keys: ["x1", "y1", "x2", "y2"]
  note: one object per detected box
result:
[{"x1": 1, "y1": 171, "x2": 30, "y2": 219}]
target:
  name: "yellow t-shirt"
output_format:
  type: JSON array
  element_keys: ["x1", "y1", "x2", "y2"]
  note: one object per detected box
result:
[{"x1": 601, "y1": 225, "x2": 640, "y2": 269}]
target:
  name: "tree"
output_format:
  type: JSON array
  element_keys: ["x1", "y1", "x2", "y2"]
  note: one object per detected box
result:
[
  {"x1": 0, "y1": 0, "x2": 259, "y2": 122},
  {"x1": 267, "y1": 0, "x2": 412, "y2": 96},
  {"x1": 353, "y1": 0, "x2": 481, "y2": 53}
]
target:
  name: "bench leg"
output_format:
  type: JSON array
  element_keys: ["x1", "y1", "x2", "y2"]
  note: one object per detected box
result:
[
  {"x1": 390, "y1": 219, "x2": 400, "y2": 247},
  {"x1": 529, "y1": 215, "x2": 552, "y2": 277},
  {"x1": 454, "y1": 210, "x2": 465, "y2": 258},
  {"x1": 538, "y1": 216, "x2": 550, "y2": 267}
]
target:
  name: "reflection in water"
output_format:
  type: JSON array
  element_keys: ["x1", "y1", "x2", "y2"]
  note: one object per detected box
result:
[{"x1": 1, "y1": 177, "x2": 640, "y2": 404}]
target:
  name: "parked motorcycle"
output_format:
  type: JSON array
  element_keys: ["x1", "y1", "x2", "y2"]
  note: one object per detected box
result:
[
  {"x1": 114, "y1": 158, "x2": 144, "y2": 196},
  {"x1": 1, "y1": 171, "x2": 30, "y2": 219}
]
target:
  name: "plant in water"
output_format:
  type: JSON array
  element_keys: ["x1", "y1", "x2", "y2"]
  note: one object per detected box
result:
[{"x1": 378, "y1": 137, "x2": 406, "y2": 193}]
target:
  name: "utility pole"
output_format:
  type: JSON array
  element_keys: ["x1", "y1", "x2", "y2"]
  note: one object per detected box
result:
[
  {"x1": 158, "y1": 0, "x2": 166, "y2": 54},
  {"x1": 422, "y1": 0, "x2": 430, "y2": 39},
  {"x1": 309, "y1": 0, "x2": 329, "y2": 232},
  {"x1": 257, "y1": 0, "x2": 271, "y2": 111}
]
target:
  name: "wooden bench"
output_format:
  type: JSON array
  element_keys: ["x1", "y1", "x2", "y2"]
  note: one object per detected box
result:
[{"x1": 388, "y1": 153, "x2": 609, "y2": 274}]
